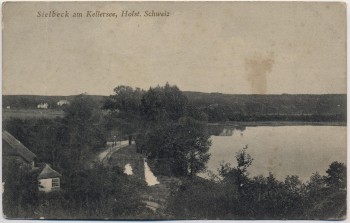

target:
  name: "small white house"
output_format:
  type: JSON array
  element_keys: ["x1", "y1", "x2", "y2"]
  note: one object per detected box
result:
[
  {"x1": 57, "y1": 100, "x2": 70, "y2": 106},
  {"x1": 37, "y1": 164, "x2": 62, "y2": 192},
  {"x1": 6, "y1": 106, "x2": 10, "y2": 109},
  {"x1": 37, "y1": 103, "x2": 49, "y2": 109}
]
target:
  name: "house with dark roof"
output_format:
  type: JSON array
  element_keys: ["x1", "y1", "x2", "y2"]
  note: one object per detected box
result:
[
  {"x1": 3, "y1": 131, "x2": 62, "y2": 192},
  {"x1": 2, "y1": 131, "x2": 36, "y2": 168}
]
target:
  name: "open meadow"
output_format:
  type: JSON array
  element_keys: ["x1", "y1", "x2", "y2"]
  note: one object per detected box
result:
[{"x1": 2, "y1": 109, "x2": 65, "y2": 120}]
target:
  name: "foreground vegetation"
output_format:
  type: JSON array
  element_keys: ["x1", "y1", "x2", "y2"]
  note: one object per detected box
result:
[
  {"x1": 2, "y1": 84, "x2": 347, "y2": 219},
  {"x1": 167, "y1": 147, "x2": 346, "y2": 220},
  {"x1": 3, "y1": 162, "x2": 153, "y2": 219}
]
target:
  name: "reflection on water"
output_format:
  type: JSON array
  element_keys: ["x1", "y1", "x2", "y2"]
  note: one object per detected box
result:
[
  {"x1": 208, "y1": 125, "x2": 246, "y2": 136},
  {"x1": 124, "y1": 163, "x2": 133, "y2": 175},
  {"x1": 202, "y1": 125, "x2": 346, "y2": 182},
  {"x1": 144, "y1": 158, "x2": 160, "y2": 186}
]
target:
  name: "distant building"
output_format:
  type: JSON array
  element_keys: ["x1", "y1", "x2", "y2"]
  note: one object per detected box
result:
[
  {"x1": 37, "y1": 103, "x2": 49, "y2": 109},
  {"x1": 57, "y1": 100, "x2": 70, "y2": 106},
  {"x1": 6, "y1": 106, "x2": 10, "y2": 109},
  {"x1": 2, "y1": 131, "x2": 62, "y2": 192}
]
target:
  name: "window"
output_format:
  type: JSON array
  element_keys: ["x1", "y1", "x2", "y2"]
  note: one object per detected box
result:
[{"x1": 52, "y1": 178, "x2": 60, "y2": 189}]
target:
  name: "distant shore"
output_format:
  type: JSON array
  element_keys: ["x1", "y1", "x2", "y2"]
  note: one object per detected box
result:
[
  {"x1": 208, "y1": 121, "x2": 347, "y2": 127},
  {"x1": 3, "y1": 108, "x2": 347, "y2": 127}
]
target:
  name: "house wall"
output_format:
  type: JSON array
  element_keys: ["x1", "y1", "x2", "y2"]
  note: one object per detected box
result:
[
  {"x1": 39, "y1": 178, "x2": 52, "y2": 192},
  {"x1": 39, "y1": 178, "x2": 60, "y2": 192}
]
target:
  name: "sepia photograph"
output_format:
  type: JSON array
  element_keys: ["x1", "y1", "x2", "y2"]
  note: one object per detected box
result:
[{"x1": 1, "y1": 1, "x2": 347, "y2": 220}]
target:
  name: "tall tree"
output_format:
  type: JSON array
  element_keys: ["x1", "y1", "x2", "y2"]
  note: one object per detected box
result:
[
  {"x1": 136, "y1": 83, "x2": 210, "y2": 176},
  {"x1": 3, "y1": 118, "x2": 68, "y2": 171},
  {"x1": 324, "y1": 161, "x2": 346, "y2": 190},
  {"x1": 62, "y1": 94, "x2": 107, "y2": 169},
  {"x1": 138, "y1": 117, "x2": 211, "y2": 176},
  {"x1": 140, "y1": 83, "x2": 188, "y2": 122},
  {"x1": 104, "y1": 86, "x2": 144, "y2": 144},
  {"x1": 219, "y1": 145, "x2": 253, "y2": 193}
]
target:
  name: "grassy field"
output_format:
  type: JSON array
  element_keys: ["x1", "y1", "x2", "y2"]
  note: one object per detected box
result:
[{"x1": 2, "y1": 109, "x2": 65, "y2": 120}]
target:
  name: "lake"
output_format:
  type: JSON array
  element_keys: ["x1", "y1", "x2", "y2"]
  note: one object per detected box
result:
[{"x1": 201, "y1": 125, "x2": 347, "y2": 182}]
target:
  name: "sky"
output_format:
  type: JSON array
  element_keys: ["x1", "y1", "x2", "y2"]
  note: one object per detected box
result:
[{"x1": 2, "y1": 2, "x2": 347, "y2": 95}]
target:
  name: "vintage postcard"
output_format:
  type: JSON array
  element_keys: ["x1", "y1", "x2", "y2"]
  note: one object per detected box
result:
[{"x1": 2, "y1": 1, "x2": 347, "y2": 220}]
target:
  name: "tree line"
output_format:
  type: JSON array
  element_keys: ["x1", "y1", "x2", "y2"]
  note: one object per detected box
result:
[{"x1": 184, "y1": 92, "x2": 346, "y2": 123}]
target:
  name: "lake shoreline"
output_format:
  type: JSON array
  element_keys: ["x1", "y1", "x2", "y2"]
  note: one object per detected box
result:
[
  {"x1": 208, "y1": 121, "x2": 346, "y2": 127},
  {"x1": 206, "y1": 125, "x2": 346, "y2": 182}
]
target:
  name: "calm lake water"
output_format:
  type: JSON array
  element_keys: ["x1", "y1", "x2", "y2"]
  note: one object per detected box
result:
[{"x1": 202, "y1": 125, "x2": 346, "y2": 182}]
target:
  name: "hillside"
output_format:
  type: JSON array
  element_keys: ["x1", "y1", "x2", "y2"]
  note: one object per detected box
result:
[{"x1": 184, "y1": 92, "x2": 346, "y2": 122}]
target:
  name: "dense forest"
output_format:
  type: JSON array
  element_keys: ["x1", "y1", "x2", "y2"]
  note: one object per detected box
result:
[{"x1": 2, "y1": 84, "x2": 347, "y2": 219}]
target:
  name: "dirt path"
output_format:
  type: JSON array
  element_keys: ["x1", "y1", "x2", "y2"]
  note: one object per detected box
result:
[{"x1": 97, "y1": 140, "x2": 129, "y2": 164}]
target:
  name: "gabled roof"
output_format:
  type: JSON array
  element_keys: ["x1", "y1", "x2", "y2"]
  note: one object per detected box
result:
[
  {"x1": 37, "y1": 164, "x2": 62, "y2": 179},
  {"x1": 2, "y1": 131, "x2": 36, "y2": 163}
]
